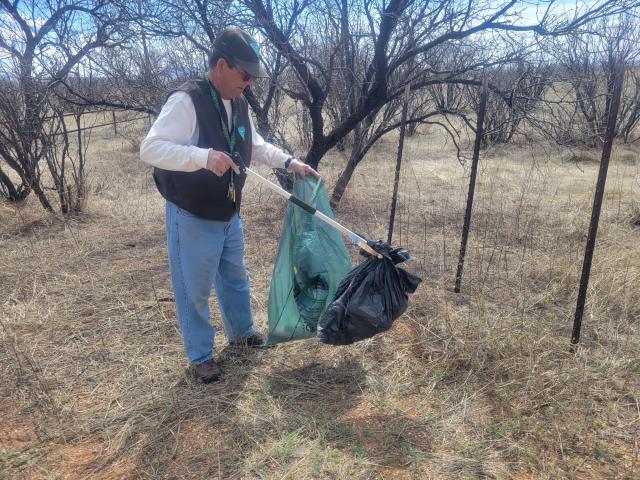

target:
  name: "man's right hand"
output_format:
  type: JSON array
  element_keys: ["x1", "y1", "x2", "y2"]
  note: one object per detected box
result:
[{"x1": 206, "y1": 150, "x2": 240, "y2": 177}]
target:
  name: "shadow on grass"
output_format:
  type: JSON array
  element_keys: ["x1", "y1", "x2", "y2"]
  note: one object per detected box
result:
[
  {"x1": 103, "y1": 345, "x2": 264, "y2": 478},
  {"x1": 256, "y1": 359, "x2": 433, "y2": 472},
  {"x1": 93, "y1": 351, "x2": 433, "y2": 478},
  {"x1": 266, "y1": 360, "x2": 365, "y2": 418}
]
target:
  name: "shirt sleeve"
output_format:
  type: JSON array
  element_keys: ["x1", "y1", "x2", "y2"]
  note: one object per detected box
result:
[
  {"x1": 249, "y1": 113, "x2": 291, "y2": 169},
  {"x1": 139, "y1": 92, "x2": 210, "y2": 172}
]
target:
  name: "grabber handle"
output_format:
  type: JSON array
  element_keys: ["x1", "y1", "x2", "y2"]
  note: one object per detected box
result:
[{"x1": 238, "y1": 161, "x2": 383, "y2": 260}]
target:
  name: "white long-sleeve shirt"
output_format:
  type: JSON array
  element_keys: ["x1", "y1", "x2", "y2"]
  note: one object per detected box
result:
[{"x1": 140, "y1": 91, "x2": 290, "y2": 171}]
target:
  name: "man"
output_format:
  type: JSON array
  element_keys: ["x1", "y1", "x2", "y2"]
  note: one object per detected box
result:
[{"x1": 140, "y1": 28, "x2": 318, "y2": 383}]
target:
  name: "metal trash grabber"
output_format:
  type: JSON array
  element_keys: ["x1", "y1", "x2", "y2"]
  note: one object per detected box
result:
[{"x1": 230, "y1": 153, "x2": 382, "y2": 259}]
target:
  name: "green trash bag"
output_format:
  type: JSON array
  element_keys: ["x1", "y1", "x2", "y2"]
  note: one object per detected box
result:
[{"x1": 266, "y1": 176, "x2": 351, "y2": 345}]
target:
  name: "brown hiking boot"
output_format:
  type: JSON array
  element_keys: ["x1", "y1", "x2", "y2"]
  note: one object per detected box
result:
[
  {"x1": 194, "y1": 358, "x2": 222, "y2": 383},
  {"x1": 230, "y1": 332, "x2": 265, "y2": 348}
]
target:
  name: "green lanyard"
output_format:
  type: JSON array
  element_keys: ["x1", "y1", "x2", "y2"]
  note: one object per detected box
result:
[
  {"x1": 207, "y1": 78, "x2": 240, "y2": 203},
  {"x1": 207, "y1": 79, "x2": 238, "y2": 153}
]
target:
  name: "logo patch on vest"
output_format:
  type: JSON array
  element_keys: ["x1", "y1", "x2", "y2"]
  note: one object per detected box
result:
[{"x1": 238, "y1": 126, "x2": 246, "y2": 139}]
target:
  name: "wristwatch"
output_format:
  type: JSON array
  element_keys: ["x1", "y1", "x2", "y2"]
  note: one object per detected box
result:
[{"x1": 284, "y1": 157, "x2": 293, "y2": 169}]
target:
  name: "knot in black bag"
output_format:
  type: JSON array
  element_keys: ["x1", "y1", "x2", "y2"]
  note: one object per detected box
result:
[{"x1": 317, "y1": 240, "x2": 421, "y2": 345}]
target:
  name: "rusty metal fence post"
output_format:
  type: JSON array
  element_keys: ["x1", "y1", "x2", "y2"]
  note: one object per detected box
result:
[
  {"x1": 388, "y1": 81, "x2": 411, "y2": 245},
  {"x1": 454, "y1": 77, "x2": 488, "y2": 293},
  {"x1": 112, "y1": 111, "x2": 118, "y2": 136},
  {"x1": 571, "y1": 62, "x2": 625, "y2": 346}
]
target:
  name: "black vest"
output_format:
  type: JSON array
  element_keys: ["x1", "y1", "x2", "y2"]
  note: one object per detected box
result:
[{"x1": 153, "y1": 79, "x2": 253, "y2": 220}]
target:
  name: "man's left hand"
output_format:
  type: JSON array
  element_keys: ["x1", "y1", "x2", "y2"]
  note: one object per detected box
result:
[{"x1": 288, "y1": 159, "x2": 320, "y2": 178}]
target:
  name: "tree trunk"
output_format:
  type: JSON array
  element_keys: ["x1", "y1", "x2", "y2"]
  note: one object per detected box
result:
[
  {"x1": 0, "y1": 169, "x2": 29, "y2": 202},
  {"x1": 255, "y1": 110, "x2": 275, "y2": 143},
  {"x1": 31, "y1": 179, "x2": 54, "y2": 212},
  {"x1": 330, "y1": 154, "x2": 358, "y2": 209}
]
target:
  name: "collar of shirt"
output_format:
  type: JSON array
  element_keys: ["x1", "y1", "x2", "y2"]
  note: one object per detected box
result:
[{"x1": 222, "y1": 98, "x2": 232, "y2": 131}]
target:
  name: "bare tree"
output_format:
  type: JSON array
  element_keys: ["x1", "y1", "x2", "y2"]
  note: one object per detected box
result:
[
  {"x1": 242, "y1": 0, "x2": 638, "y2": 168},
  {"x1": 330, "y1": 93, "x2": 446, "y2": 208},
  {"x1": 54, "y1": 0, "x2": 197, "y2": 116},
  {"x1": 241, "y1": 0, "x2": 637, "y2": 205},
  {"x1": 59, "y1": 0, "x2": 292, "y2": 148},
  {"x1": 0, "y1": 0, "x2": 126, "y2": 212},
  {"x1": 537, "y1": 12, "x2": 640, "y2": 146},
  {"x1": 620, "y1": 68, "x2": 640, "y2": 143},
  {"x1": 461, "y1": 58, "x2": 551, "y2": 146}
]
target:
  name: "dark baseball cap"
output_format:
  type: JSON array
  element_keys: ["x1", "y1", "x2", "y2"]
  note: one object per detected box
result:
[{"x1": 214, "y1": 28, "x2": 268, "y2": 78}]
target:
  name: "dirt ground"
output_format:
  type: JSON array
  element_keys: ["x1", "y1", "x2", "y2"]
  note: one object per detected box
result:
[{"x1": 1, "y1": 122, "x2": 639, "y2": 479}]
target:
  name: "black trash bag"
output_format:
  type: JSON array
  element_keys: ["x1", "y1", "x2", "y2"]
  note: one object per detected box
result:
[{"x1": 317, "y1": 240, "x2": 422, "y2": 345}]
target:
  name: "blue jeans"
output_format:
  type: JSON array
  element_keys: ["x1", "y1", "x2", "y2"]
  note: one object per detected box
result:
[{"x1": 165, "y1": 201, "x2": 254, "y2": 364}]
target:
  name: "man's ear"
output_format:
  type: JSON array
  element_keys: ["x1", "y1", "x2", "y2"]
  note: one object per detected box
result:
[{"x1": 213, "y1": 57, "x2": 226, "y2": 73}]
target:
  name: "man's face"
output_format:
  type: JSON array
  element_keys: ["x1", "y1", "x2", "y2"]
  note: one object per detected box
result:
[{"x1": 216, "y1": 58, "x2": 254, "y2": 99}]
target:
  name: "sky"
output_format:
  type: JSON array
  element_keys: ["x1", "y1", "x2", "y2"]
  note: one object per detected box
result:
[{"x1": 0, "y1": 0, "x2": 624, "y2": 77}]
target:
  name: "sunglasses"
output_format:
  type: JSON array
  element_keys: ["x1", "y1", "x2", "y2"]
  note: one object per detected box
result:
[
  {"x1": 223, "y1": 56, "x2": 254, "y2": 82},
  {"x1": 236, "y1": 66, "x2": 253, "y2": 82}
]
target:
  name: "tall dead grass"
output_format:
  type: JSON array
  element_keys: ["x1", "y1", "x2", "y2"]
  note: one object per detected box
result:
[{"x1": 1, "y1": 123, "x2": 639, "y2": 479}]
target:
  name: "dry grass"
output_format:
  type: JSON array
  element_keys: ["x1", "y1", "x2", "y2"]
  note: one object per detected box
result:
[{"x1": 1, "y1": 123, "x2": 639, "y2": 479}]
